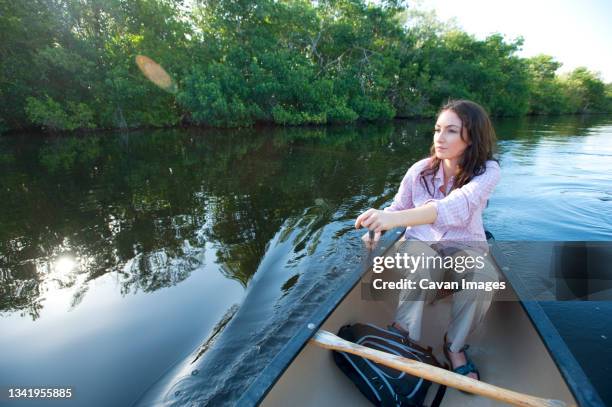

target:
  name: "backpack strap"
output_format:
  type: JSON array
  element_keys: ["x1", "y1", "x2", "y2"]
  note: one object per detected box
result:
[
  {"x1": 429, "y1": 362, "x2": 450, "y2": 407},
  {"x1": 430, "y1": 384, "x2": 447, "y2": 407}
]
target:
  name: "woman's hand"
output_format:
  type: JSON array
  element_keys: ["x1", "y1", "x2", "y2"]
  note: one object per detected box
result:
[{"x1": 355, "y1": 209, "x2": 397, "y2": 233}]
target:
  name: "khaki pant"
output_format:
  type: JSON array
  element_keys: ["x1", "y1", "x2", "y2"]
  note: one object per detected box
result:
[{"x1": 385, "y1": 239, "x2": 500, "y2": 352}]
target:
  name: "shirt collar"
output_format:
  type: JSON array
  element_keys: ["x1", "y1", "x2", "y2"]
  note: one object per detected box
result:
[
  {"x1": 433, "y1": 163, "x2": 455, "y2": 184},
  {"x1": 434, "y1": 164, "x2": 445, "y2": 181}
]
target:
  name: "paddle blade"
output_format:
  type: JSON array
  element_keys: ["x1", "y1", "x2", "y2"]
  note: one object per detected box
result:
[
  {"x1": 135, "y1": 55, "x2": 177, "y2": 93},
  {"x1": 311, "y1": 330, "x2": 343, "y2": 348}
]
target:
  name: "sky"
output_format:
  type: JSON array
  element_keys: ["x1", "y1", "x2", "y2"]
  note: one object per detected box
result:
[{"x1": 415, "y1": 0, "x2": 612, "y2": 82}]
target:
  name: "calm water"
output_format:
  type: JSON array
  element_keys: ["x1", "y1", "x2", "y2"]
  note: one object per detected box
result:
[{"x1": 1, "y1": 115, "x2": 611, "y2": 406}]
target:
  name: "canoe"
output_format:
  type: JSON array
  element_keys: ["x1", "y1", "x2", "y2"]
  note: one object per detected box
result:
[{"x1": 244, "y1": 231, "x2": 601, "y2": 407}]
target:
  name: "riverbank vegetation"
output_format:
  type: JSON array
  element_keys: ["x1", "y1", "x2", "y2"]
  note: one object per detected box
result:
[{"x1": 1, "y1": 0, "x2": 611, "y2": 133}]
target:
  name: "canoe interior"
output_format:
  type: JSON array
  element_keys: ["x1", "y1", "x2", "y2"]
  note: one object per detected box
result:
[{"x1": 262, "y1": 267, "x2": 577, "y2": 407}]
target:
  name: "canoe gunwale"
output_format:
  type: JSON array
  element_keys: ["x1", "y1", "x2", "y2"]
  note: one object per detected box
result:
[{"x1": 489, "y1": 243, "x2": 605, "y2": 407}]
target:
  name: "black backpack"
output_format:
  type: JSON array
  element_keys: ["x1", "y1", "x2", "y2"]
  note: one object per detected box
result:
[{"x1": 332, "y1": 323, "x2": 447, "y2": 407}]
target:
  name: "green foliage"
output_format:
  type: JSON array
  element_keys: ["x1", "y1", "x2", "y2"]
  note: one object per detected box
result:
[
  {"x1": 179, "y1": 63, "x2": 258, "y2": 127},
  {"x1": 180, "y1": 0, "x2": 403, "y2": 126},
  {"x1": 606, "y1": 83, "x2": 612, "y2": 112},
  {"x1": 327, "y1": 103, "x2": 359, "y2": 123},
  {"x1": 1, "y1": 0, "x2": 188, "y2": 133},
  {"x1": 524, "y1": 60, "x2": 609, "y2": 115},
  {"x1": 525, "y1": 55, "x2": 566, "y2": 114},
  {"x1": 399, "y1": 28, "x2": 531, "y2": 117},
  {"x1": 1, "y1": 0, "x2": 611, "y2": 133},
  {"x1": 26, "y1": 96, "x2": 95, "y2": 131},
  {"x1": 561, "y1": 68, "x2": 607, "y2": 113}
]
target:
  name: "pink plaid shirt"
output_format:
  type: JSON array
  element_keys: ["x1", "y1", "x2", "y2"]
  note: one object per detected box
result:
[{"x1": 385, "y1": 157, "x2": 501, "y2": 243}]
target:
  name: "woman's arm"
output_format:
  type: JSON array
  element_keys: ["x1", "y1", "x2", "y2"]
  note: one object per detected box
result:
[
  {"x1": 356, "y1": 161, "x2": 501, "y2": 233},
  {"x1": 424, "y1": 161, "x2": 500, "y2": 228},
  {"x1": 355, "y1": 203, "x2": 437, "y2": 233},
  {"x1": 385, "y1": 171, "x2": 415, "y2": 212}
]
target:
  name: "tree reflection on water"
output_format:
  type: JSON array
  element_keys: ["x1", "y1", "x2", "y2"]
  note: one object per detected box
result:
[{"x1": 1, "y1": 122, "x2": 426, "y2": 320}]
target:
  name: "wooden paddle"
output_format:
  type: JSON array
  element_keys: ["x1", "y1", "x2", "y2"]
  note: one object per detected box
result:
[{"x1": 311, "y1": 330, "x2": 573, "y2": 407}]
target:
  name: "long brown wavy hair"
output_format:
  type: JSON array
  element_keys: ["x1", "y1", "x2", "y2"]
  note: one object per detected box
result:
[{"x1": 420, "y1": 99, "x2": 498, "y2": 196}]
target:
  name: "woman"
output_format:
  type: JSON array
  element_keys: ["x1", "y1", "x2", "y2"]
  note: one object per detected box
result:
[{"x1": 355, "y1": 99, "x2": 501, "y2": 381}]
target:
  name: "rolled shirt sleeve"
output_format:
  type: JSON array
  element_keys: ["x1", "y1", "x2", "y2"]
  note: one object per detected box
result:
[
  {"x1": 384, "y1": 166, "x2": 416, "y2": 212},
  {"x1": 426, "y1": 161, "x2": 501, "y2": 228}
]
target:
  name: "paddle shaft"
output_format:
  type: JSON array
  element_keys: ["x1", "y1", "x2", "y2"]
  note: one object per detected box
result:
[{"x1": 311, "y1": 330, "x2": 572, "y2": 407}]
